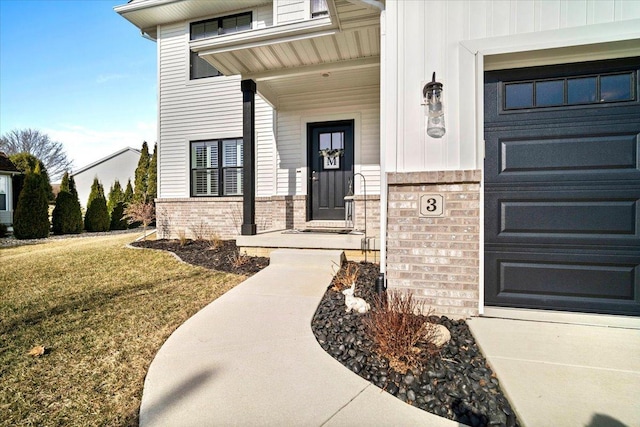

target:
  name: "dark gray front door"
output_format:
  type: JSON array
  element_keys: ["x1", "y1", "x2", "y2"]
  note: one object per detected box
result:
[
  {"x1": 484, "y1": 57, "x2": 640, "y2": 316},
  {"x1": 308, "y1": 120, "x2": 354, "y2": 221}
]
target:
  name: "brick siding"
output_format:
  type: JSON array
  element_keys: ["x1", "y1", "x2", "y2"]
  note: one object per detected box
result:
[
  {"x1": 156, "y1": 195, "x2": 381, "y2": 240},
  {"x1": 386, "y1": 170, "x2": 481, "y2": 318}
]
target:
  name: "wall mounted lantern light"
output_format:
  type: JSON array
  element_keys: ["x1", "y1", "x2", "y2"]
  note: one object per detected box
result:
[{"x1": 423, "y1": 72, "x2": 446, "y2": 138}]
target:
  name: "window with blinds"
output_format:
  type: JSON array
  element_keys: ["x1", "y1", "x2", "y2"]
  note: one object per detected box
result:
[{"x1": 191, "y1": 139, "x2": 243, "y2": 197}]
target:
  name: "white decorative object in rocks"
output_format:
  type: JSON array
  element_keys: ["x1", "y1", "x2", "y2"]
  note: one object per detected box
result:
[{"x1": 342, "y1": 284, "x2": 370, "y2": 314}]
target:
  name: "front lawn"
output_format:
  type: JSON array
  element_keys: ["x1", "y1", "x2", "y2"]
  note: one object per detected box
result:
[{"x1": 0, "y1": 234, "x2": 245, "y2": 426}]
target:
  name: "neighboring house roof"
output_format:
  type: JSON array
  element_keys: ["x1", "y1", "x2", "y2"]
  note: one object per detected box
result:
[
  {"x1": 72, "y1": 147, "x2": 142, "y2": 176},
  {"x1": 0, "y1": 152, "x2": 20, "y2": 173}
]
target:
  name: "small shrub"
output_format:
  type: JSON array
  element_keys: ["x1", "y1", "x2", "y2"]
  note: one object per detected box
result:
[
  {"x1": 0, "y1": 223, "x2": 7, "y2": 237},
  {"x1": 228, "y1": 251, "x2": 249, "y2": 268},
  {"x1": 207, "y1": 233, "x2": 224, "y2": 250},
  {"x1": 331, "y1": 262, "x2": 359, "y2": 292},
  {"x1": 176, "y1": 229, "x2": 188, "y2": 247},
  {"x1": 189, "y1": 220, "x2": 208, "y2": 241},
  {"x1": 363, "y1": 291, "x2": 440, "y2": 373}
]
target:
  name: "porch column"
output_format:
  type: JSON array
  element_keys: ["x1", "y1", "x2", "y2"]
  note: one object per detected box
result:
[{"x1": 241, "y1": 79, "x2": 257, "y2": 235}]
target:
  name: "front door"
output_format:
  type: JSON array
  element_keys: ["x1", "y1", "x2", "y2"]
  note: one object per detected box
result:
[{"x1": 308, "y1": 120, "x2": 354, "y2": 221}]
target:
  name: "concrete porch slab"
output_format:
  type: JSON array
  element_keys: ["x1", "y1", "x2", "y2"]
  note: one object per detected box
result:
[
  {"x1": 237, "y1": 229, "x2": 379, "y2": 250},
  {"x1": 468, "y1": 317, "x2": 640, "y2": 427}
]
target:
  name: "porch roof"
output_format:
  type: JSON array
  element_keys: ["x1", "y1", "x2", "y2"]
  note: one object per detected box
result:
[{"x1": 191, "y1": 0, "x2": 381, "y2": 106}]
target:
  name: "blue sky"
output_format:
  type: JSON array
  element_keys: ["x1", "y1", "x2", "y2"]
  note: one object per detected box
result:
[{"x1": 0, "y1": 0, "x2": 156, "y2": 176}]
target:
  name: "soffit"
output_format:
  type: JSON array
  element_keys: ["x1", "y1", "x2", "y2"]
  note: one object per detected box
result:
[
  {"x1": 260, "y1": 65, "x2": 380, "y2": 100},
  {"x1": 115, "y1": 0, "x2": 268, "y2": 34},
  {"x1": 196, "y1": 25, "x2": 380, "y2": 76}
]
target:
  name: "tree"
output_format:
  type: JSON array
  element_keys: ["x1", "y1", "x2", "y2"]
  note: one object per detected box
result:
[
  {"x1": 123, "y1": 179, "x2": 134, "y2": 204},
  {"x1": 124, "y1": 201, "x2": 155, "y2": 240},
  {"x1": 9, "y1": 152, "x2": 54, "y2": 202},
  {"x1": 13, "y1": 168, "x2": 50, "y2": 239},
  {"x1": 147, "y1": 143, "x2": 157, "y2": 203},
  {"x1": 52, "y1": 172, "x2": 82, "y2": 235},
  {"x1": 0, "y1": 129, "x2": 73, "y2": 181},
  {"x1": 68, "y1": 175, "x2": 83, "y2": 232},
  {"x1": 84, "y1": 177, "x2": 110, "y2": 232},
  {"x1": 107, "y1": 180, "x2": 127, "y2": 230},
  {"x1": 133, "y1": 141, "x2": 150, "y2": 203}
]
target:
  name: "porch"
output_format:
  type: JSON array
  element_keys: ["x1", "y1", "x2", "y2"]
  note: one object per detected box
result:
[{"x1": 237, "y1": 226, "x2": 380, "y2": 262}]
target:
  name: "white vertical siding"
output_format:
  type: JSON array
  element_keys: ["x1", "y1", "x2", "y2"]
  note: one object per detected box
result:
[
  {"x1": 386, "y1": 0, "x2": 640, "y2": 173},
  {"x1": 158, "y1": 22, "x2": 274, "y2": 198},
  {"x1": 276, "y1": 85, "x2": 380, "y2": 196}
]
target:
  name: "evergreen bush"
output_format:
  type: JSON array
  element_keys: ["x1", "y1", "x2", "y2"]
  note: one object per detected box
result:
[
  {"x1": 147, "y1": 143, "x2": 157, "y2": 203},
  {"x1": 84, "y1": 178, "x2": 110, "y2": 232},
  {"x1": 107, "y1": 180, "x2": 128, "y2": 230},
  {"x1": 68, "y1": 175, "x2": 83, "y2": 232},
  {"x1": 133, "y1": 141, "x2": 150, "y2": 203},
  {"x1": 13, "y1": 170, "x2": 50, "y2": 239},
  {"x1": 51, "y1": 172, "x2": 83, "y2": 235}
]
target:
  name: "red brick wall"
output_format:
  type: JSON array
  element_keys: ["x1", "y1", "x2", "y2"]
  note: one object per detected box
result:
[{"x1": 386, "y1": 170, "x2": 481, "y2": 318}]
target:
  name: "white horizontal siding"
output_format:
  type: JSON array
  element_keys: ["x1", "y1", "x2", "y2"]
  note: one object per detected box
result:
[
  {"x1": 386, "y1": 0, "x2": 640, "y2": 173},
  {"x1": 274, "y1": 0, "x2": 307, "y2": 24},
  {"x1": 276, "y1": 85, "x2": 380, "y2": 197},
  {"x1": 158, "y1": 21, "x2": 274, "y2": 199},
  {"x1": 255, "y1": 3, "x2": 273, "y2": 28}
]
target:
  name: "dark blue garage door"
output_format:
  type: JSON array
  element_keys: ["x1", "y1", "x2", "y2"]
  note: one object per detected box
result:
[{"x1": 484, "y1": 57, "x2": 640, "y2": 316}]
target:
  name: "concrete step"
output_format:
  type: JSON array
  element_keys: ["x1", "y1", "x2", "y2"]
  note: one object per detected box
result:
[{"x1": 269, "y1": 248, "x2": 345, "y2": 269}]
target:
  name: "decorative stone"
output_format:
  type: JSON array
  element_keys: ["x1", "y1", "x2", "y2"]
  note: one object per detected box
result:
[{"x1": 427, "y1": 323, "x2": 451, "y2": 347}]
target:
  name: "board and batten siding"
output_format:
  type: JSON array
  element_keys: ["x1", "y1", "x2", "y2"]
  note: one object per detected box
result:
[
  {"x1": 158, "y1": 21, "x2": 274, "y2": 199},
  {"x1": 383, "y1": 0, "x2": 640, "y2": 174},
  {"x1": 276, "y1": 85, "x2": 380, "y2": 197}
]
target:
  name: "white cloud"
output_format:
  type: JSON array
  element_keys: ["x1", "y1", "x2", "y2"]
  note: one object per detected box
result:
[{"x1": 44, "y1": 123, "x2": 157, "y2": 175}]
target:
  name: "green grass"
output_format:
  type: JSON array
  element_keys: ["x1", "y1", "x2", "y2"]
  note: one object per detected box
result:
[{"x1": 0, "y1": 234, "x2": 245, "y2": 426}]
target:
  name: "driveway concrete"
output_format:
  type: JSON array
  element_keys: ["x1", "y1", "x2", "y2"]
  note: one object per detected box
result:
[{"x1": 468, "y1": 317, "x2": 640, "y2": 427}]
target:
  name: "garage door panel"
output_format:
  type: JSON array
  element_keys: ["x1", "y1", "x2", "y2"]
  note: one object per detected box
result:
[
  {"x1": 485, "y1": 187, "x2": 640, "y2": 246},
  {"x1": 485, "y1": 127, "x2": 640, "y2": 184},
  {"x1": 485, "y1": 58, "x2": 640, "y2": 316},
  {"x1": 485, "y1": 250, "x2": 640, "y2": 315}
]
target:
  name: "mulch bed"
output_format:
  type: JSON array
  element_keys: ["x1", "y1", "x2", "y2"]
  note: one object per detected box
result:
[
  {"x1": 131, "y1": 239, "x2": 269, "y2": 276},
  {"x1": 312, "y1": 261, "x2": 519, "y2": 427}
]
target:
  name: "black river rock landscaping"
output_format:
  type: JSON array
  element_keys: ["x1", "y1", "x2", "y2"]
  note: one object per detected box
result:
[{"x1": 312, "y1": 261, "x2": 519, "y2": 427}]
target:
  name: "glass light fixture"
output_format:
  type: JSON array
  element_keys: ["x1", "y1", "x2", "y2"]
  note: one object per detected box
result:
[{"x1": 423, "y1": 72, "x2": 446, "y2": 138}]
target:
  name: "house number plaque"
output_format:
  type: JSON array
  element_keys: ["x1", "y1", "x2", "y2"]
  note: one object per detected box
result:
[{"x1": 419, "y1": 194, "x2": 444, "y2": 217}]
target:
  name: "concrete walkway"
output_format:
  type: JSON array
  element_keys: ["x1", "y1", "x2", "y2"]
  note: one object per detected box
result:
[
  {"x1": 468, "y1": 317, "x2": 640, "y2": 427},
  {"x1": 140, "y1": 249, "x2": 462, "y2": 426}
]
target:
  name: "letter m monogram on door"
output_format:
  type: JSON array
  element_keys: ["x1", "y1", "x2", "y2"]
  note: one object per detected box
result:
[{"x1": 324, "y1": 155, "x2": 340, "y2": 169}]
